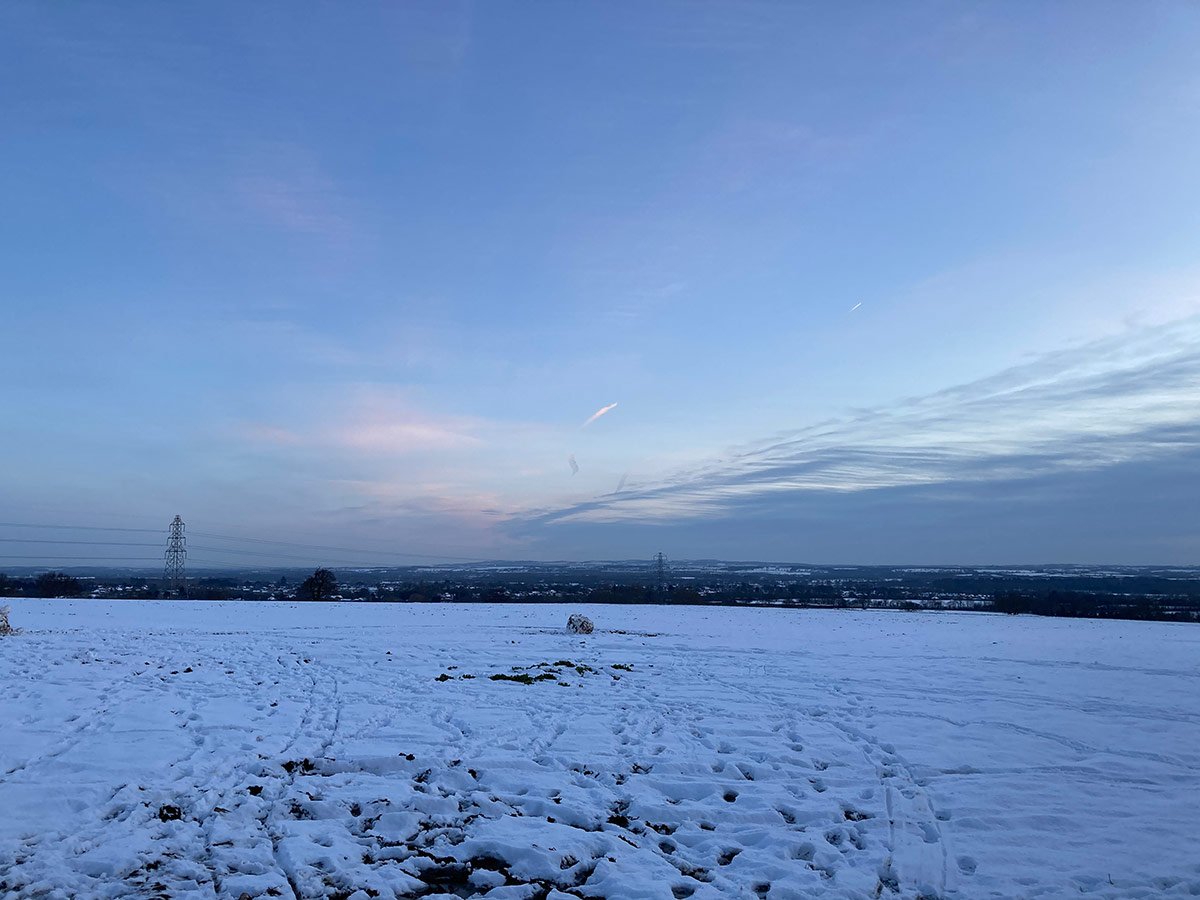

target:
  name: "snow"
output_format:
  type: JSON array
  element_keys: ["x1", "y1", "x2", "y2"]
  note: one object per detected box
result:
[{"x1": 1, "y1": 600, "x2": 1198, "y2": 899}]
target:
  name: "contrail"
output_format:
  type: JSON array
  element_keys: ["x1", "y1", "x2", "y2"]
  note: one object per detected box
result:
[
  {"x1": 850, "y1": 302, "x2": 863, "y2": 312},
  {"x1": 581, "y1": 402, "x2": 618, "y2": 428},
  {"x1": 568, "y1": 454, "x2": 579, "y2": 476},
  {"x1": 615, "y1": 472, "x2": 628, "y2": 493}
]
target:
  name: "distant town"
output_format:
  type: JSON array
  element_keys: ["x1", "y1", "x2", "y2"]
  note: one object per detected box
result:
[{"x1": 4, "y1": 560, "x2": 1199, "y2": 624}]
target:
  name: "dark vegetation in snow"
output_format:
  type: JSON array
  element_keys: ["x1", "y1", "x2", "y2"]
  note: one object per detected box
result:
[{"x1": 434, "y1": 660, "x2": 619, "y2": 686}]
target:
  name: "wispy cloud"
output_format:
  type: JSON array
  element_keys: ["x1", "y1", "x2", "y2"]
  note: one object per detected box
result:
[
  {"x1": 517, "y1": 315, "x2": 1200, "y2": 528},
  {"x1": 231, "y1": 141, "x2": 355, "y2": 243},
  {"x1": 238, "y1": 424, "x2": 305, "y2": 447},
  {"x1": 607, "y1": 281, "x2": 687, "y2": 322}
]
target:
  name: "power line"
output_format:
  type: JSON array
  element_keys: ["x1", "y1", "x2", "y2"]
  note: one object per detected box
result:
[
  {"x1": 0, "y1": 555, "x2": 465, "y2": 568},
  {"x1": 0, "y1": 554, "x2": 389, "y2": 567},
  {"x1": 189, "y1": 530, "x2": 486, "y2": 562},
  {"x1": 190, "y1": 544, "x2": 453, "y2": 564},
  {"x1": 0, "y1": 522, "x2": 161, "y2": 534},
  {"x1": 0, "y1": 521, "x2": 490, "y2": 564},
  {"x1": 0, "y1": 556, "x2": 166, "y2": 561},
  {"x1": 191, "y1": 544, "x2": 380, "y2": 561},
  {"x1": 192, "y1": 532, "x2": 482, "y2": 561},
  {"x1": 188, "y1": 547, "x2": 466, "y2": 570},
  {"x1": 0, "y1": 539, "x2": 163, "y2": 547}
]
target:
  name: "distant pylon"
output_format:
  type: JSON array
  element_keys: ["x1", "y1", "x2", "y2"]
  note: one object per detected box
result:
[
  {"x1": 654, "y1": 551, "x2": 667, "y2": 594},
  {"x1": 164, "y1": 515, "x2": 187, "y2": 597}
]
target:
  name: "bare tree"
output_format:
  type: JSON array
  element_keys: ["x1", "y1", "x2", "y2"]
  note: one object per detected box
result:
[{"x1": 296, "y1": 568, "x2": 339, "y2": 602}]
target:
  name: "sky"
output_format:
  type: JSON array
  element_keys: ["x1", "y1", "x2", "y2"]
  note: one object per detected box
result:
[{"x1": 2, "y1": 1, "x2": 1199, "y2": 568}]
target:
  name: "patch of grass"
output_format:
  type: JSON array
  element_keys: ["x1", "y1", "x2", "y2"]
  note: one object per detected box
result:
[
  {"x1": 490, "y1": 672, "x2": 534, "y2": 685},
  {"x1": 490, "y1": 670, "x2": 558, "y2": 685}
]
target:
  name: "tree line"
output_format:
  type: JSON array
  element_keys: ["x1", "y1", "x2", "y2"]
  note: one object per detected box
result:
[
  {"x1": 0, "y1": 571, "x2": 86, "y2": 598},
  {"x1": 989, "y1": 589, "x2": 1200, "y2": 623},
  {"x1": 0, "y1": 568, "x2": 341, "y2": 602}
]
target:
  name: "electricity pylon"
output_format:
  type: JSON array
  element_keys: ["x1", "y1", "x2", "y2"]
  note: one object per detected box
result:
[{"x1": 164, "y1": 515, "x2": 187, "y2": 598}]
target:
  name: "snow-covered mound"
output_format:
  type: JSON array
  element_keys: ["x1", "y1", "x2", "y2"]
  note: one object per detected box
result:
[
  {"x1": 0, "y1": 600, "x2": 1197, "y2": 898},
  {"x1": 566, "y1": 613, "x2": 594, "y2": 634}
]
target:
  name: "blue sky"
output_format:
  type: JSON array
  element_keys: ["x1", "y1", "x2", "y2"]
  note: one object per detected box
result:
[{"x1": 2, "y1": 2, "x2": 1199, "y2": 567}]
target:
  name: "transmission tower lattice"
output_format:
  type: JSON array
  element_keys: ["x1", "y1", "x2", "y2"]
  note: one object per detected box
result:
[
  {"x1": 164, "y1": 515, "x2": 187, "y2": 597},
  {"x1": 654, "y1": 551, "x2": 668, "y2": 593}
]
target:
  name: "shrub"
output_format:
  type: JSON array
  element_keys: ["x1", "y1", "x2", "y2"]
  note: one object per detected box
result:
[{"x1": 567, "y1": 613, "x2": 594, "y2": 634}]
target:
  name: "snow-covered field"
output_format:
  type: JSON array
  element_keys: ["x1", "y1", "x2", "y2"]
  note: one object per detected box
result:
[{"x1": 1, "y1": 601, "x2": 1198, "y2": 899}]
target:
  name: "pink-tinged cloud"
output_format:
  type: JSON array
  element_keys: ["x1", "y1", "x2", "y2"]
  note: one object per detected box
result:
[
  {"x1": 335, "y1": 419, "x2": 482, "y2": 453},
  {"x1": 230, "y1": 141, "x2": 356, "y2": 244},
  {"x1": 238, "y1": 424, "x2": 306, "y2": 446},
  {"x1": 235, "y1": 173, "x2": 350, "y2": 240},
  {"x1": 238, "y1": 385, "x2": 494, "y2": 458},
  {"x1": 240, "y1": 412, "x2": 482, "y2": 456}
]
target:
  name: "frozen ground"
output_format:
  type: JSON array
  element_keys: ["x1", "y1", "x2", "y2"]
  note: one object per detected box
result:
[{"x1": 1, "y1": 601, "x2": 1198, "y2": 899}]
